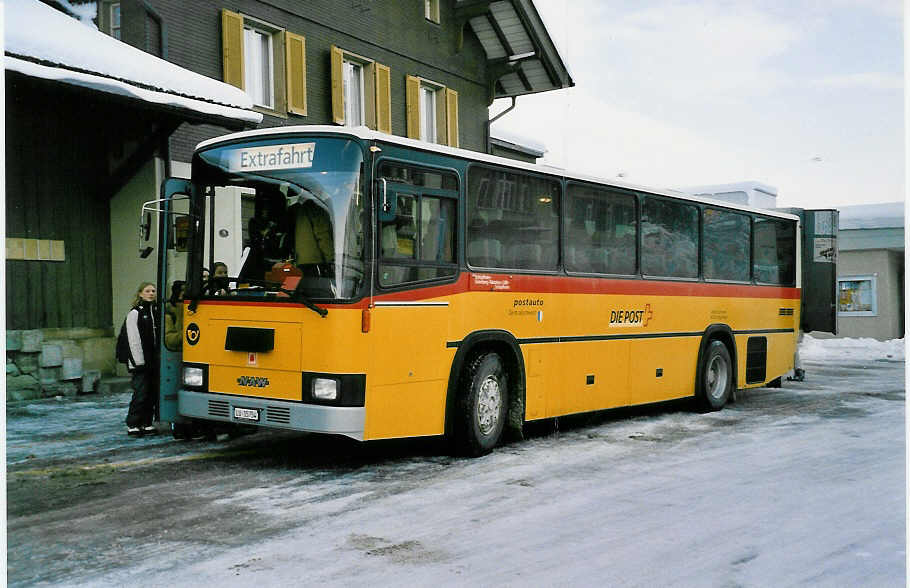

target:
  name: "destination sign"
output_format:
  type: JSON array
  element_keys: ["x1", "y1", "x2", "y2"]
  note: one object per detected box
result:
[{"x1": 227, "y1": 143, "x2": 315, "y2": 172}]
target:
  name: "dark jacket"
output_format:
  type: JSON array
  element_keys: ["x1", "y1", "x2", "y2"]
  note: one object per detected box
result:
[{"x1": 125, "y1": 301, "x2": 158, "y2": 372}]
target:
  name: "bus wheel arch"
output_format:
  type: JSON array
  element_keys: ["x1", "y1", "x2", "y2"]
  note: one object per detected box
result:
[
  {"x1": 695, "y1": 325, "x2": 737, "y2": 411},
  {"x1": 445, "y1": 331, "x2": 526, "y2": 455}
]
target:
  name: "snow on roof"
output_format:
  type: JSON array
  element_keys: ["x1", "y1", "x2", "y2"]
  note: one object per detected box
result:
[
  {"x1": 5, "y1": 0, "x2": 262, "y2": 125},
  {"x1": 838, "y1": 202, "x2": 904, "y2": 230},
  {"x1": 490, "y1": 129, "x2": 548, "y2": 157},
  {"x1": 682, "y1": 181, "x2": 778, "y2": 197}
]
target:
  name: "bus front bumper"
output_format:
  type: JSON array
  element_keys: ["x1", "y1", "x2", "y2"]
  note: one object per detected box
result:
[{"x1": 178, "y1": 390, "x2": 365, "y2": 441}]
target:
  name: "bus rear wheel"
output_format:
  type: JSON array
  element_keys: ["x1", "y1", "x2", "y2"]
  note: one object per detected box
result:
[
  {"x1": 697, "y1": 340, "x2": 733, "y2": 412},
  {"x1": 455, "y1": 351, "x2": 508, "y2": 457}
]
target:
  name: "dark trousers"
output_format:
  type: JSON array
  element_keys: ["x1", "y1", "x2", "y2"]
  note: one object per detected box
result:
[{"x1": 126, "y1": 370, "x2": 157, "y2": 427}]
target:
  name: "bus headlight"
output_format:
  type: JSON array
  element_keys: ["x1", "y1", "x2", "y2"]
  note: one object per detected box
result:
[
  {"x1": 183, "y1": 366, "x2": 205, "y2": 388},
  {"x1": 312, "y1": 378, "x2": 338, "y2": 400}
]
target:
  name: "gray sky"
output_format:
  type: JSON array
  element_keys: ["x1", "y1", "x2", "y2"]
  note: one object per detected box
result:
[{"x1": 491, "y1": 0, "x2": 904, "y2": 209}]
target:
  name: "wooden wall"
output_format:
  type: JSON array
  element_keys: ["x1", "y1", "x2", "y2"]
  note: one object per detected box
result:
[{"x1": 6, "y1": 74, "x2": 113, "y2": 330}]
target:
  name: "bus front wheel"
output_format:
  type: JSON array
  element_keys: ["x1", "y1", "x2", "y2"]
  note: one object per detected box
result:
[
  {"x1": 455, "y1": 351, "x2": 508, "y2": 457},
  {"x1": 697, "y1": 340, "x2": 733, "y2": 412}
]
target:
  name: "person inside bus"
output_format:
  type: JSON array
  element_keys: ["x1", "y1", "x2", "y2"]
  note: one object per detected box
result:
[
  {"x1": 164, "y1": 280, "x2": 185, "y2": 351},
  {"x1": 292, "y1": 198, "x2": 333, "y2": 277},
  {"x1": 209, "y1": 262, "x2": 229, "y2": 296},
  {"x1": 242, "y1": 190, "x2": 290, "y2": 280}
]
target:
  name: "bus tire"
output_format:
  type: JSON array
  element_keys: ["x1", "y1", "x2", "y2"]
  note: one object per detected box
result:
[
  {"x1": 697, "y1": 340, "x2": 733, "y2": 412},
  {"x1": 455, "y1": 351, "x2": 508, "y2": 457}
]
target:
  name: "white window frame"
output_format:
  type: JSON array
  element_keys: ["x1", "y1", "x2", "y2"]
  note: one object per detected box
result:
[
  {"x1": 343, "y1": 59, "x2": 366, "y2": 127},
  {"x1": 838, "y1": 274, "x2": 878, "y2": 317},
  {"x1": 420, "y1": 85, "x2": 437, "y2": 143},
  {"x1": 110, "y1": 3, "x2": 121, "y2": 39},
  {"x1": 425, "y1": 0, "x2": 440, "y2": 23},
  {"x1": 243, "y1": 23, "x2": 276, "y2": 109},
  {"x1": 417, "y1": 79, "x2": 444, "y2": 143}
]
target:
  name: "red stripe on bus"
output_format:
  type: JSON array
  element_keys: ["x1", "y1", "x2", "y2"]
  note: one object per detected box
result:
[{"x1": 189, "y1": 273, "x2": 798, "y2": 311}]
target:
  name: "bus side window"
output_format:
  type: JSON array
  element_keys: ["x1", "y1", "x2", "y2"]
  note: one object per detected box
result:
[
  {"x1": 642, "y1": 197, "x2": 698, "y2": 279},
  {"x1": 704, "y1": 208, "x2": 750, "y2": 282}
]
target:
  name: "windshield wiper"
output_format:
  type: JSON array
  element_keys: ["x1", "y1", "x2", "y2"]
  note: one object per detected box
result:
[
  {"x1": 200, "y1": 277, "x2": 328, "y2": 318},
  {"x1": 281, "y1": 286, "x2": 328, "y2": 318}
]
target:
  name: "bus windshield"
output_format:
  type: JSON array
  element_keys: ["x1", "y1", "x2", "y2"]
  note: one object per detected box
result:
[{"x1": 194, "y1": 137, "x2": 366, "y2": 301}]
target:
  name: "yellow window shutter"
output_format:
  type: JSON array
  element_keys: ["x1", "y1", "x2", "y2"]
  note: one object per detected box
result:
[
  {"x1": 330, "y1": 45, "x2": 345, "y2": 125},
  {"x1": 285, "y1": 32, "x2": 307, "y2": 116},
  {"x1": 221, "y1": 9, "x2": 244, "y2": 89},
  {"x1": 375, "y1": 63, "x2": 392, "y2": 134},
  {"x1": 406, "y1": 75, "x2": 421, "y2": 139},
  {"x1": 445, "y1": 88, "x2": 459, "y2": 147}
]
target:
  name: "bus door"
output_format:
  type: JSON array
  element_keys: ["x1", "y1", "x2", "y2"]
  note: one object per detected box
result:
[
  {"x1": 778, "y1": 208, "x2": 838, "y2": 334},
  {"x1": 156, "y1": 178, "x2": 194, "y2": 423},
  {"x1": 367, "y1": 180, "x2": 458, "y2": 438}
]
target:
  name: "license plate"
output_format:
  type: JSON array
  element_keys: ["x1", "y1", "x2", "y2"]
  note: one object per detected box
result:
[{"x1": 233, "y1": 407, "x2": 260, "y2": 422}]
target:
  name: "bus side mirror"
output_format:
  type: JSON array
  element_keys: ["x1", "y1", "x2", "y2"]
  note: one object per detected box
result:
[{"x1": 140, "y1": 211, "x2": 152, "y2": 241}]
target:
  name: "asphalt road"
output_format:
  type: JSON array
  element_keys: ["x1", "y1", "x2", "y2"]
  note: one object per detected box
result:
[{"x1": 6, "y1": 354, "x2": 905, "y2": 586}]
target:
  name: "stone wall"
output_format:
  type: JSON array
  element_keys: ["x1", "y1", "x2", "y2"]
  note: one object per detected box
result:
[{"x1": 6, "y1": 328, "x2": 115, "y2": 401}]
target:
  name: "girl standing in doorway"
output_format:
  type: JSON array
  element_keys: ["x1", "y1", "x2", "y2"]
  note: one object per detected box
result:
[{"x1": 124, "y1": 281, "x2": 159, "y2": 436}]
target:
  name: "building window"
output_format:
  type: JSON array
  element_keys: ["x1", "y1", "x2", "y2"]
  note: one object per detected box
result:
[
  {"x1": 331, "y1": 46, "x2": 392, "y2": 133},
  {"x1": 420, "y1": 85, "x2": 438, "y2": 143},
  {"x1": 838, "y1": 275, "x2": 878, "y2": 316},
  {"x1": 244, "y1": 25, "x2": 274, "y2": 108},
  {"x1": 111, "y1": 3, "x2": 121, "y2": 39},
  {"x1": 222, "y1": 10, "x2": 305, "y2": 116},
  {"x1": 343, "y1": 60, "x2": 365, "y2": 127},
  {"x1": 407, "y1": 76, "x2": 458, "y2": 147},
  {"x1": 425, "y1": 0, "x2": 440, "y2": 23}
]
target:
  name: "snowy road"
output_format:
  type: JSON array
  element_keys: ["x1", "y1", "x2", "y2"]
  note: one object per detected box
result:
[{"x1": 6, "y1": 337, "x2": 905, "y2": 586}]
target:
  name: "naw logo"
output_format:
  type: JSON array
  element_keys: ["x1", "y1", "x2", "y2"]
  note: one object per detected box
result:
[{"x1": 608, "y1": 304, "x2": 653, "y2": 328}]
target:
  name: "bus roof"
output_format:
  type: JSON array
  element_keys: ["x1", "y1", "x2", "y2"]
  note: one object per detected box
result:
[{"x1": 196, "y1": 126, "x2": 800, "y2": 222}]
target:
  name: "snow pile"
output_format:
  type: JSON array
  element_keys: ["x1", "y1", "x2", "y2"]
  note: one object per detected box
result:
[
  {"x1": 800, "y1": 334, "x2": 905, "y2": 362},
  {"x1": 5, "y1": 0, "x2": 259, "y2": 118}
]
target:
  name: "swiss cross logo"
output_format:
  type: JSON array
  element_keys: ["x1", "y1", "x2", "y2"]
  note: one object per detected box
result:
[
  {"x1": 247, "y1": 352, "x2": 257, "y2": 366},
  {"x1": 644, "y1": 304, "x2": 654, "y2": 326}
]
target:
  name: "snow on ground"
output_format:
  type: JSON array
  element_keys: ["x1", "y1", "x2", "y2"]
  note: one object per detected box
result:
[
  {"x1": 801, "y1": 333, "x2": 905, "y2": 362},
  {"x1": 7, "y1": 336, "x2": 904, "y2": 586}
]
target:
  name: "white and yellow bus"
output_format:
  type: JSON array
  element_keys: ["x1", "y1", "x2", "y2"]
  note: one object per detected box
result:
[{"x1": 147, "y1": 126, "x2": 837, "y2": 455}]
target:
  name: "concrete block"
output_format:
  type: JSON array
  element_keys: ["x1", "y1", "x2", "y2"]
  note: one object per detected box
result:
[
  {"x1": 45, "y1": 339, "x2": 83, "y2": 361},
  {"x1": 40, "y1": 344, "x2": 64, "y2": 367},
  {"x1": 7, "y1": 358, "x2": 21, "y2": 377},
  {"x1": 7, "y1": 330, "x2": 22, "y2": 351},
  {"x1": 14, "y1": 352, "x2": 39, "y2": 375},
  {"x1": 38, "y1": 366, "x2": 61, "y2": 384},
  {"x1": 62, "y1": 358, "x2": 83, "y2": 380},
  {"x1": 7, "y1": 374, "x2": 41, "y2": 401},
  {"x1": 42, "y1": 381, "x2": 78, "y2": 398},
  {"x1": 81, "y1": 369, "x2": 102, "y2": 393},
  {"x1": 20, "y1": 330, "x2": 43, "y2": 353}
]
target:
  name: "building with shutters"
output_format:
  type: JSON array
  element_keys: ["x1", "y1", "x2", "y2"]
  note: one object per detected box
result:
[
  {"x1": 96, "y1": 0, "x2": 572, "y2": 162},
  {"x1": 6, "y1": 0, "x2": 573, "y2": 393},
  {"x1": 96, "y1": 0, "x2": 572, "y2": 341}
]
